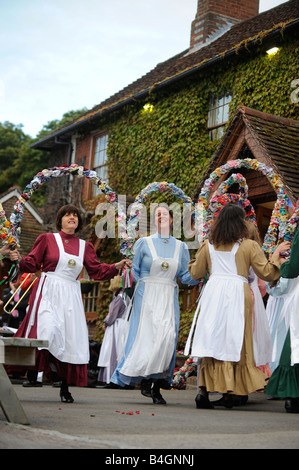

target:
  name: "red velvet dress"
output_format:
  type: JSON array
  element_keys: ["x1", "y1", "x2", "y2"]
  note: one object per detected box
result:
[{"x1": 12, "y1": 231, "x2": 118, "y2": 386}]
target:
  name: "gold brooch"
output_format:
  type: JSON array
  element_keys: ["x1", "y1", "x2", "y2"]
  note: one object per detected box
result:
[{"x1": 68, "y1": 259, "x2": 76, "y2": 268}]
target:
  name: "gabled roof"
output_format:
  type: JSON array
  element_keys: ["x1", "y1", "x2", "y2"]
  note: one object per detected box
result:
[
  {"x1": 32, "y1": 0, "x2": 299, "y2": 150},
  {"x1": 194, "y1": 106, "x2": 299, "y2": 201},
  {"x1": 0, "y1": 187, "x2": 44, "y2": 255},
  {"x1": 0, "y1": 187, "x2": 43, "y2": 225}
]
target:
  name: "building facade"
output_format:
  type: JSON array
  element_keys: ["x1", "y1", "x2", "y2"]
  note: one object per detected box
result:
[{"x1": 29, "y1": 0, "x2": 299, "y2": 342}]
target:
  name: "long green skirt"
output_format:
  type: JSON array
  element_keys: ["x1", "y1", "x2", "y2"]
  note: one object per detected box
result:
[{"x1": 266, "y1": 330, "x2": 299, "y2": 398}]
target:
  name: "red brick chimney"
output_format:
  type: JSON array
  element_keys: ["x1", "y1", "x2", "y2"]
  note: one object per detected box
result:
[{"x1": 190, "y1": 0, "x2": 260, "y2": 52}]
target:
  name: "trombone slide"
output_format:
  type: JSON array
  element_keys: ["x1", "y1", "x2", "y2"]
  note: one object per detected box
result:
[{"x1": 3, "y1": 274, "x2": 37, "y2": 315}]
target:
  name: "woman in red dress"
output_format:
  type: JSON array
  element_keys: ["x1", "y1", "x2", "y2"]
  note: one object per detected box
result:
[{"x1": 10, "y1": 204, "x2": 129, "y2": 403}]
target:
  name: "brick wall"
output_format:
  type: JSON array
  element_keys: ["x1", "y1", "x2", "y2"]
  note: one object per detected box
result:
[
  {"x1": 42, "y1": 135, "x2": 94, "y2": 229},
  {"x1": 190, "y1": 0, "x2": 259, "y2": 51}
]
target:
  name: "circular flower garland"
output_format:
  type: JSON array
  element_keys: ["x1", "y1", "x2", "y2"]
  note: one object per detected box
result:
[
  {"x1": 283, "y1": 197, "x2": 299, "y2": 244},
  {"x1": 0, "y1": 203, "x2": 16, "y2": 246},
  {"x1": 0, "y1": 163, "x2": 121, "y2": 249},
  {"x1": 196, "y1": 158, "x2": 292, "y2": 255},
  {"x1": 172, "y1": 356, "x2": 197, "y2": 389},
  {"x1": 120, "y1": 181, "x2": 194, "y2": 258},
  {"x1": 207, "y1": 173, "x2": 257, "y2": 224}
]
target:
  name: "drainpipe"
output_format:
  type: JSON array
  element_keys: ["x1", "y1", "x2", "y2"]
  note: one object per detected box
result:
[{"x1": 54, "y1": 136, "x2": 73, "y2": 204}]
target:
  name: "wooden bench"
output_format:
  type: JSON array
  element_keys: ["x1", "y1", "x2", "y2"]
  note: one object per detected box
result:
[{"x1": 0, "y1": 336, "x2": 48, "y2": 425}]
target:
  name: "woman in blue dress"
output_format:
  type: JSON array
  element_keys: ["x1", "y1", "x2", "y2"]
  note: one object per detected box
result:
[{"x1": 111, "y1": 205, "x2": 198, "y2": 404}]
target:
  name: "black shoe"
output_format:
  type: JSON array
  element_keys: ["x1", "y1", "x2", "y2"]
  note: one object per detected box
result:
[
  {"x1": 234, "y1": 395, "x2": 248, "y2": 406},
  {"x1": 195, "y1": 393, "x2": 214, "y2": 409},
  {"x1": 60, "y1": 390, "x2": 74, "y2": 403},
  {"x1": 151, "y1": 382, "x2": 166, "y2": 404},
  {"x1": 141, "y1": 379, "x2": 153, "y2": 398},
  {"x1": 22, "y1": 380, "x2": 42, "y2": 387},
  {"x1": 157, "y1": 379, "x2": 171, "y2": 390},
  {"x1": 285, "y1": 398, "x2": 299, "y2": 413},
  {"x1": 213, "y1": 394, "x2": 234, "y2": 409}
]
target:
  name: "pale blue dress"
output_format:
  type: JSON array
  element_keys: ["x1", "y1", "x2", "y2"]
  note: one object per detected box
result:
[{"x1": 111, "y1": 233, "x2": 198, "y2": 387}]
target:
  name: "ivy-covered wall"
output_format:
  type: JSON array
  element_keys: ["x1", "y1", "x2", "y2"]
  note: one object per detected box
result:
[
  {"x1": 106, "y1": 38, "x2": 298, "y2": 200},
  {"x1": 86, "y1": 36, "x2": 299, "y2": 348}
]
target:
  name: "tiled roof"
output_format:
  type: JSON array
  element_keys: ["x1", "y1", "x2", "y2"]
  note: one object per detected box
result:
[
  {"x1": 92, "y1": 0, "x2": 299, "y2": 109},
  {"x1": 195, "y1": 106, "x2": 299, "y2": 200},
  {"x1": 32, "y1": 0, "x2": 299, "y2": 149}
]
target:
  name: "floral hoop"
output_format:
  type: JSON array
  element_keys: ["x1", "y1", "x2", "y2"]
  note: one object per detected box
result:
[
  {"x1": 120, "y1": 181, "x2": 194, "y2": 259},
  {"x1": 196, "y1": 158, "x2": 292, "y2": 255},
  {"x1": 284, "y1": 198, "x2": 299, "y2": 242},
  {"x1": 207, "y1": 173, "x2": 256, "y2": 224},
  {"x1": 0, "y1": 163, "x2": 120, "y2": 249},
  {"x1": 172, "y1": 356, "x2": 197, "y2": 389}
]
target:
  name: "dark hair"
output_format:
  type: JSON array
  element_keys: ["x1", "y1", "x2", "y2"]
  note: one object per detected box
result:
[
  {"x1": 56, "y1": 204, "x2": 83, "y2": 232},
  {"x1": 153, "y1": 203, "x2": 173, "y2": 219},
  {"x1": 209, "y1": 204, "x2": 249, "y2": 247}
]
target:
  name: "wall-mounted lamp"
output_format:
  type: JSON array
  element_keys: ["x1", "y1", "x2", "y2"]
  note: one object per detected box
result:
[
  {"x1": 143, "y1": 103, "x2": 154, "y2": 113},
  {"x1": 266, "y1": 47, "x2": 279, "y2": 56}
]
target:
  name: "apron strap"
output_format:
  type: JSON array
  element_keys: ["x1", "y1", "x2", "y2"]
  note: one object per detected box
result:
[
  {"x1": 208, "y1": 241, "x2": 240, "y2": 254},
  {"x1": 146, "y1": 236, "x2": 157, "y2": 259},
  {"x1": 173, "y1": 239, "x2": 181, "y2": 260},
  {"x1": 78, "y1": 239, "x2": 86, "y2": 263},
  {"x1": 53, "y1": 233, "x2": 85, "y2": 263},
  {"x1": 146, "y1": 236, "x2": 181, "y2": 260},
  {"x1": 231, "y1": 242, "x2": 240, "y2": 255},
  {"x1": 53, "y1": 232, "x2": 63, "y2": 252}
]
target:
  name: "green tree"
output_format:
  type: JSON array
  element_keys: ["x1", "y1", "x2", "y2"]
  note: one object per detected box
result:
[
  {"x1": 35, "y1": 108, "x2": 88, "y2": 140},
  {"x1": 0, "y1": 108, "x2": 88, "y2": 206}
]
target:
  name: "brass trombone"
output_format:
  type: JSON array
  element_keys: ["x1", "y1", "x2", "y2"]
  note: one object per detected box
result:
[{"x1": 3, "y1": 273, "x2": 38, "y2": 315}]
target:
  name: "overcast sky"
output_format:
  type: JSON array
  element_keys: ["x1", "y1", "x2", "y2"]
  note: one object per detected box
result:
[{"x1": 0, "y1": 0, "x2": 286, "y2": 137}]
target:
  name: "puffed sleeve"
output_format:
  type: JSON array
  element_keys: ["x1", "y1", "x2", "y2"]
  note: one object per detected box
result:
[
  {"x1": 280, "y1": 230, "x2": 299, "y2": 279},
  {"x1": 188, "y1": 239, "x2": 210, "y2": 280},
  {"x1": 19, "y1": 233, "x2": 48, "y2": 273},
  {"x1": 178, "y1": 242, "x2": 199, "y2": 285},
  {"x1": 84, "y1": 241, "x2": 119, "y2": 280},
  {"x1": 249, "y1": 240, "x2": 280, "y2": 281}
]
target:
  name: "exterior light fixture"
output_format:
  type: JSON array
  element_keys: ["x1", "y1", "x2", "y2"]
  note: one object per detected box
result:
[
  {"x1": 143, "y1": 103, "x2": 154, "y2": 113},
  {"x1": 266, "y1": 47, "x2": 279, "y2": 55}
]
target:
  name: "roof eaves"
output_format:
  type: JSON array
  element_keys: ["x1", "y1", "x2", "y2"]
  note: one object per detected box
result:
[{"x1": 31, "y1": 17, "x2": 299, "y2": 150}]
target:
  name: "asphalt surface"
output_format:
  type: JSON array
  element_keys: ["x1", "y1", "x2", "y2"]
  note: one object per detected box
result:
[{"x1": 0, "y1": 383, "x2": 298, "y2": 451}]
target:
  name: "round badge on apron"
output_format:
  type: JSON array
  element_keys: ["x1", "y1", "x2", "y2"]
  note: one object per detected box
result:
[
  {"x1": 28, "y1": 233, "x2": 90, "y2": 365},
  {"x1": 119, "y1": 236, "x2": 181, "y2": 378}
]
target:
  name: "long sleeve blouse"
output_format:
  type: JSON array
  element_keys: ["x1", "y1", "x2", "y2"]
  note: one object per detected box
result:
[
  {"x1": 280, "y1": 229, "x2": 299, "y2": 279},
  {"x1": 189, "y1": 238, "x2": 281, "y2": 282},
  {"x1": 19, "y1": 231, "x2": 118, "y2": 280},
  {"x1": 132, "y1": 233, "x2": 198, "y2": 286}
]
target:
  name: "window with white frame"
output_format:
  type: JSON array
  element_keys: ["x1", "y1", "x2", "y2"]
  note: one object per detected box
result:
[
  {"x1": 208, "y1": 93, "x2": 232, "y2": 141},
  {"x1": 92, "y1": 133, "x2": 108, "y2": 195}
]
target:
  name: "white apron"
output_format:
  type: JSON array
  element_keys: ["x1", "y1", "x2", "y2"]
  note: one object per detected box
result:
[
  {"x1": 251, "y1": 273, "x2": 272, "y2": 366},
  {"x1": 186, "y1": 242, "x2": 247, "y2": 362},
  {"x1": 119, "y1": 237, "x2": 181, "y2": 378},
  {"x1": 271, "y1": 276, "x2": 299, "y2": 366},
  {"x1": 25, "y1": 233, "x2": 90, "y2": 364},
  {"x1": 97, "y1": 292, "x2": 129, "y2": 380}
]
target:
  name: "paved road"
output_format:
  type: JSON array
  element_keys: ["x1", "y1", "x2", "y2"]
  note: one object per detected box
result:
[{"x1": 0, "y1": 384, "x2": 298, "y2": 450}]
